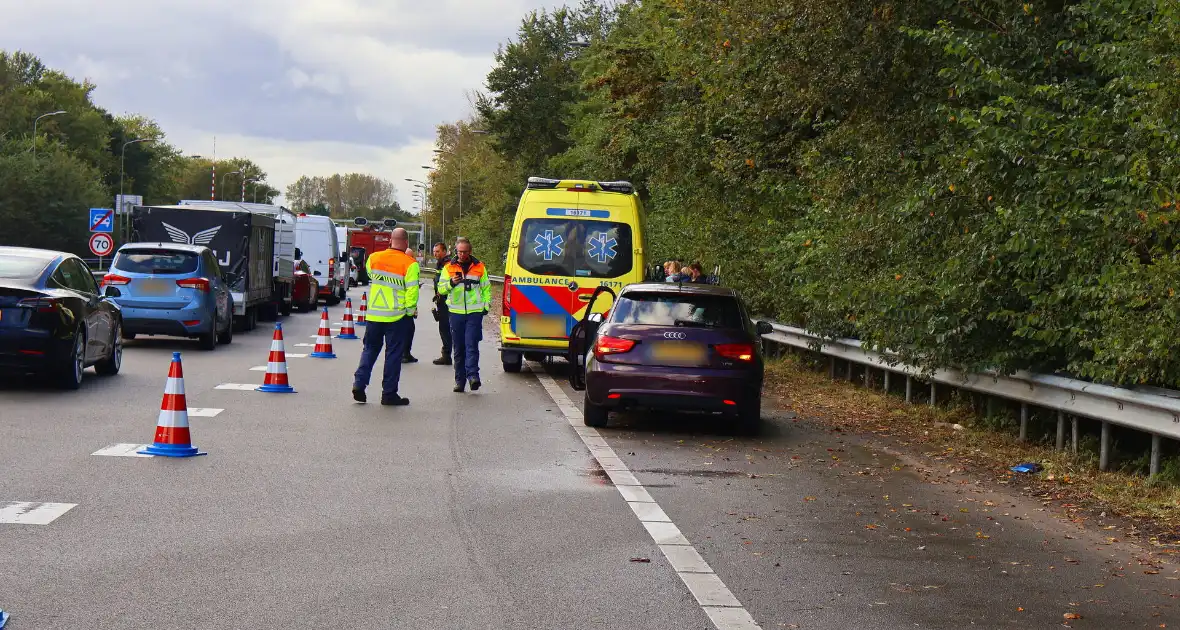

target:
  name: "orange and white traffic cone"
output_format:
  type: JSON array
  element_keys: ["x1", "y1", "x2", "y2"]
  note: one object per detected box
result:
[
  {"x1": 139, "y1": 352, "x2": 206, "y2": 457},
  {"x1": 310, "y1": 308, "x2": 337, "y2": 358},
  {"x1": 337, "y1": 299, "x2": 359, "y2": 339},
  {"x1": 258, "y1": 323, "x2": 296, "y2": 393},
  {"x1": 356, "y1": 292, "x2": 367, "y2": 327}
]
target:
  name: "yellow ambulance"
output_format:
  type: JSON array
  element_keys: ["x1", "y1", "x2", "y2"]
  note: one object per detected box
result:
[{"x1": 499, "y1": 178, "x2": 647, "y2": 372}]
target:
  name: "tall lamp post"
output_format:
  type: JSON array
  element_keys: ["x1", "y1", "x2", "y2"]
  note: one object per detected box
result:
[
  {"x1": 431, "y1": 129, "x2": 488, "y2": 223},
  {"x1": 220, "y1": 170, "x2": 242, "y2": 201},
  {"x1": 31, "y1": 110, "x2": 67, "y2": 163},
  {"x1": 405, "y1": 177, "x2": 431, "y2": 239},
  {"x1": 119, "y1": 137, "x2": 154, "y2": 244}
]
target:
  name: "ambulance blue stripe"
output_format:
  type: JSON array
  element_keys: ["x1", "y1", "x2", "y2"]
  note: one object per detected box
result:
[{"x1": 515, "y1": 285, "x2": 577, "y2": 335}]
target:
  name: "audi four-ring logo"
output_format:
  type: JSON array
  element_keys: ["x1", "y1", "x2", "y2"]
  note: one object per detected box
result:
[{"x1": 663, "y1": 331, "x2": 686, "y2": 339}]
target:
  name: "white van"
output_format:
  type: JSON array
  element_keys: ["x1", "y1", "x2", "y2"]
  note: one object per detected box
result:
[{"x1": 295, "y1": 214, "x2": 342, "y2": 305}]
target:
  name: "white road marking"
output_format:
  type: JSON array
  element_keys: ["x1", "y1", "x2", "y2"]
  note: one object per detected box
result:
[
  {"x1": 215, "y1": 383, "x2": 262, "y2": 391},
  {"x1": 530, "y1": 369, "x2": 761, "y2": 629},
  {"x1": 250, "y1": 366, "x2": 267, "y2": 371},
  {"x1": 188, "y1": 408, "x2": 224, "y2": 417},
  {"x1": 0, "y1": 501, "x2": 77, "y2": 525},
  {"x1": 92, "y1": 443, "x2": 153, "y2": 457},
  {"x1": 285, "y1": 353, "x2": 309, "y2": 358},
  {"x1": 294, "y1": 343, "x2": 315, "y2": 347}
]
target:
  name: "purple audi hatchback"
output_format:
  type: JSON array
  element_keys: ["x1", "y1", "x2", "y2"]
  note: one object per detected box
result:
[{"x1": 569, "y1": 283, "x2": 774, "y2": 434}]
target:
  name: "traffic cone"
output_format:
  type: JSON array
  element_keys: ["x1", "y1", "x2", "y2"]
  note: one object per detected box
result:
[
  {"x1": 257, "y1": 323, "x2": 296, "y2": 393},
  {"x1": 356, "y1": 292, "x2": 367, "y2": 326},
  {"x1": 138, "y1": 352, "x2": 206, "y2": 457},
  {"x1": 337, "y1": 299, "x2": 359, "y2": 339},
  {"x1": 310, "y1": 308, "x2": 337, "y2": 358}
]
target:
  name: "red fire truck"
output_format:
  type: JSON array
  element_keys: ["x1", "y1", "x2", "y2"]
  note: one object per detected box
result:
[{"x1": 343, "y1": 220, "x2": 395, "y2": 286}]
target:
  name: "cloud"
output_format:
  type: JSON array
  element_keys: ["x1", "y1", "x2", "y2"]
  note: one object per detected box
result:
[{"x1": 0, "y1": 0, "x2": 563, "y2": 196}]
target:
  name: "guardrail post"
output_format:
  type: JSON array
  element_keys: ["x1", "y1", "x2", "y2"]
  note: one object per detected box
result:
[
  {"x1": 1071, "y1": 416, "x2": 1079, "y2": 455},
  {"x1": 863, "y1": 365, "x2": 870, "y2": 388},
  {"x1": 1056, "y1": 411, "x2": 1065, "y2": 451},
  {"x1": 905, "y1": 376, "x2": 913, "y2": 403},
  {"x1": 847, "y1": 360, "x2": 855, "y2": 383},
  {"x1": 1150, "y1": 434, "x2": 1161, "y2": 479},
  {"x1": 883, "y1": 370, "x2": 891, "y2": 394},
  {"x1": 929, "y1": 382, "x2": 936, "y2": 407},
  {"x1": 1019, "y1": 403, "x2": 1029, "y2": 442},
  {"x1": 1099, "y1": 421, "x2": 1111, "y2": 471},
  {"x1": 828, "y1": 356, "x2": 836, "y2": 379},
  {"x1": 986, "y1": 396, "x2": 996, "y2": 418}
]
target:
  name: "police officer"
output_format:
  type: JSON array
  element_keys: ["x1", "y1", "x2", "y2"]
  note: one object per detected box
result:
[
  {"x1": 438, "y1": 237, "x2": 490, "y2": 392},
  {"x1": 430, "y1": 242, "x2": 453, "y2": 365},
  {"x1": 402, "y1": 243, "x2": 419, "y2": 364},
  {"x1": 351, "y1": 228, "x2": 419, "y2": 406}
]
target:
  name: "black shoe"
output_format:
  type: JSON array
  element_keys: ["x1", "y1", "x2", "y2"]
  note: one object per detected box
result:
[
  {"x1": 433, "y1": 355, "x2": 452, "y2": 365},
  {"x1": 469, "y1": 378, "x2": 481, "y2": 391},
  {"x1": 453, "y1": 383, "x2": 465, "y2": 393},
  {"x1": 403, "y1": 355, "x2": 419, "y2": 364},
  {"x1": 352, "y1": 388, "x2": 366, "y2": 403},
  {"x1": 380, "y1": 395, "x2": 410, "y2": 406}
]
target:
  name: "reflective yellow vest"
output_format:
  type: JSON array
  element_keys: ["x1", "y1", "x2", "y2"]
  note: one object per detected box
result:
[
  {"x1": 365, "y1": 248, "x2": 420, "y2": 322},
  {"x1": 438, "y1": 258, "x2": 491, "y2": 315}
]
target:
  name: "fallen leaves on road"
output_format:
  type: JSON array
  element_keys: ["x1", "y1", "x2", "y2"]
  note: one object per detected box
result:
[{"x1": 1064, "y1": 612, "x2": 1083, "y2": 620}]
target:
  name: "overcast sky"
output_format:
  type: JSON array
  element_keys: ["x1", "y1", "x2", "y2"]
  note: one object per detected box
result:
[{"x1": 2, "y1": 0, "x2": 561, "y2": 210}]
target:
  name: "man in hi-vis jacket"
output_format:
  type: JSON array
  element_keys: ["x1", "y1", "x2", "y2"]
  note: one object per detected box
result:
[{"x1": 437, "y1": 237, "x2": 490, "y2": 393}]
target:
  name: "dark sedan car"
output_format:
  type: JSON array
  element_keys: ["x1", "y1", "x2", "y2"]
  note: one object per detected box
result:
[
  {"x1": 0, "y1": 247, "x2": 123, "y2": 389},
  {"x1": 571, "y1": 283, "x2": 773, "y2": 433}
]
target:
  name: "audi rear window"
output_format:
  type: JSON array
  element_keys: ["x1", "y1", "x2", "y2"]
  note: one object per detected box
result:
[
  {"x1": 610, "y1": 292, "x2": 743, "y2": 329},
  {"x1": 0, "y1": 255, "x2": 50, "y2": 279},
  {"x1": 113, "y1": 250, "x2": 200, "y2": 275}
]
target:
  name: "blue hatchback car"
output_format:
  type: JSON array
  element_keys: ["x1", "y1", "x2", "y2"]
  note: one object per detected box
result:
[{"x1": 102, "y1": 244, "x2": 233, "y2": 350}]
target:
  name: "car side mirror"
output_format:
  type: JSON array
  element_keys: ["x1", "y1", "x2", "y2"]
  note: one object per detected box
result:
[
  {"x1": 756, "y1": 321, "x2": 773, "y2": 335},
  {"x1": 103, "y1": 286, "x2": 122, "y2": 298},
  {"x1": 587, "y1": 313, "x2": 604, "y2": 324}
]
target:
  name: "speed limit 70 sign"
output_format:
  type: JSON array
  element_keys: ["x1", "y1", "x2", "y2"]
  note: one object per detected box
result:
[{"x1": 89, "y1": 232, "x2": 114, "y2": 257}]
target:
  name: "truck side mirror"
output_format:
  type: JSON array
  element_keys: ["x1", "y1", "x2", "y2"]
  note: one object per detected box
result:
[{"x1": 294, "y1": 247, "x2": 303, "y2": 259}]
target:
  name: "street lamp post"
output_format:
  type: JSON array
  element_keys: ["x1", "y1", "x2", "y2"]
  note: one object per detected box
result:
[
  {"x1": 119, "y1": 137, "x2": 153, "y2": 244},
  {"x1": 221, "y1": 170, "x2": 242, "y2": 201},
  {"x1": 240, "y1": 179, "x2": 259, "y2": 204},
  {"x1": 31, "y1": 110, "x2": 67, "y2": 163},
  {"x1": 406, "y1": 177, "x2": 432, "y2": 240},
  {"x1": 244, "y1": 178, "x2": 261, "y2": 203}
]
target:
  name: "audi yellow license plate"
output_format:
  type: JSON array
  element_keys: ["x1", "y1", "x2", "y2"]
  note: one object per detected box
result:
[
  {"x1": 650, "y1": 341, "x2": 707, "y2": 365},
  {"x1": 516, "y1": 314, "x2": 568, "y2": 338}
]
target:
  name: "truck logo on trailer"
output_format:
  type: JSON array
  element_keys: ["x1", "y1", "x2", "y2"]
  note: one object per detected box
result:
[
  {"x1": 161, "y1": 222, "x2": 229, "y2": 267},
  {"x1": 162, "y1": 222, "x2": 222, "y2": 246}
]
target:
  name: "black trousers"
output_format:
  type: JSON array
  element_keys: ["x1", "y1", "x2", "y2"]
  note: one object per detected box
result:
[
  {"x1": 403, "y1": 314, "x2": 415, "y2": 358},
  {"x1": 437, "y1": 303, "x2": 452, "y2": 354}
]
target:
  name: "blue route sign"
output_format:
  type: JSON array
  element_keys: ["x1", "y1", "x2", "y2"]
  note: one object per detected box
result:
[{"x1": 89, "y1": 208, "x2": 114, "y2": 233}]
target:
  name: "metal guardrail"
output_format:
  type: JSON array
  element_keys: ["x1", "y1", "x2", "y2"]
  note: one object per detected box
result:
[
  {"x1": 433, "y1": 268, "x2": 1173, "y2": 475},
  {"x1": 764, "y1": 322, "x2": 1177, "y2": 476}
]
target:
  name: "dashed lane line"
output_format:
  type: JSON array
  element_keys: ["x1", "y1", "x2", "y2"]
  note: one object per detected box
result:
[
  {"x1": 188, "y1": 408, "x2": 224, "y2": 417},
  {"x1": 92, "y1": 443, "x2": 152, "y2": 457},
  {"x1": 215, "y1": 383, "x2": 263, "y2": 391},
  {"x1": 530, "y1": 369, "x2": 762, "y2": 630},
  {"x1": 0, "y1": 501, "x2": 77, "y2": 525}
]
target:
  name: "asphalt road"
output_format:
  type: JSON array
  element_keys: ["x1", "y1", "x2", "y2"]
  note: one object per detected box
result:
[{"x1": 1, "y1": 284, "x2": 1176, "y2": 629}]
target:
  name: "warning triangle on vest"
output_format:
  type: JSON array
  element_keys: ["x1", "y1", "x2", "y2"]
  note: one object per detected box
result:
[{"x1": 370, "y1": 291, "x2": 391, "y2": 310}]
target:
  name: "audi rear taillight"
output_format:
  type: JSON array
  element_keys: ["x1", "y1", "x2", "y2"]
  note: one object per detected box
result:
[
  {"x1": 176, "y1": 277, "x2": 211, "y2": 292},
  {"x1": 102, "y1": 274, "x2": 130, "y2": 287},
  {"x1": 715, "y1": 343, "x2": 756, "y2": 362},
  {"x1": 17, "y1": 297, "x2": 61, "y2": 313},
  {"x1": 502, "y1": 274, "x2": 512, "y2": 317},
  {"x1": 594, "y1": 335, "x2": 636, "y2": 360}
]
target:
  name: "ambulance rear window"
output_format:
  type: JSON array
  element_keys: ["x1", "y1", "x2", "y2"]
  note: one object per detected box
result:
[{"x1": 517, "y1": 219, "x2": 632, "y2": 278}]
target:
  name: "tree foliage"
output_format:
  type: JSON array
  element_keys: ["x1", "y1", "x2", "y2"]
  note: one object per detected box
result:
[
  {"x1": 438, "y1": 0, "x2": 1180, "y2": 387},
  {"x1": 0, "y1": 49, "x2": 283, "y2": 258},
  {"x1": 284, "y1": 173, "x2": 403, "y2": 220}
]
